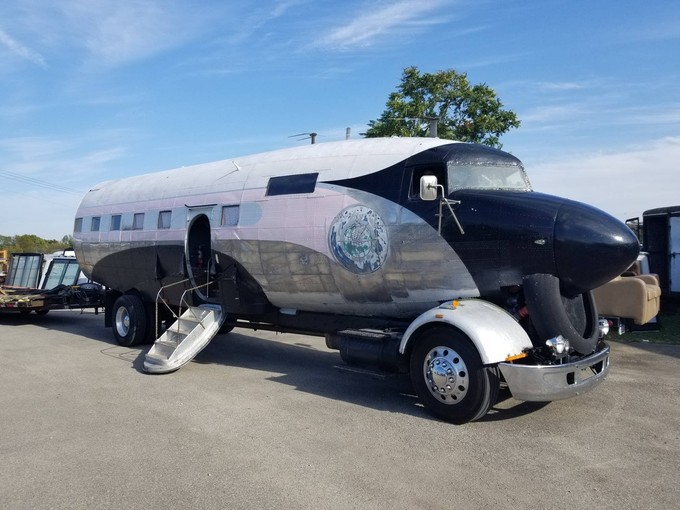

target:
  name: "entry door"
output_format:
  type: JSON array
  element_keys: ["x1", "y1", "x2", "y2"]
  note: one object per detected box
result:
[{"x1": 185, "y1": 206, "x2": 217, "y2": 302}]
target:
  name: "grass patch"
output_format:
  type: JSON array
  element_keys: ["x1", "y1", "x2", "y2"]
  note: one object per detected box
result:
[{"x1": 606, "y1": 312, "x2": 680, "y2": 345}]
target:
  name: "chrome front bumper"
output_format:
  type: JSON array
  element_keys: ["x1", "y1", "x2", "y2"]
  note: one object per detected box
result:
[{"x1": 498, "y1": 343, "x2": 610, "y2": 402}]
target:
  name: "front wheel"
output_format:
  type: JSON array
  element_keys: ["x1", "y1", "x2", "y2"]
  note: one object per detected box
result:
[{"x1": 409, "y1": 326, "x2": 499, "y2": 424}]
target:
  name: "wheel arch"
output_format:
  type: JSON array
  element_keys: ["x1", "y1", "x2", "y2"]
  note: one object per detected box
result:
[{"x1": 399, "y1": 299, "x2": 533, "y2": 365}]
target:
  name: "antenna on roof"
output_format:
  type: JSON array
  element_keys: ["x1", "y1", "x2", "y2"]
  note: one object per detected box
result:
[{"x1": 289, "y1": 132, "x2": 318, "y2": 144}]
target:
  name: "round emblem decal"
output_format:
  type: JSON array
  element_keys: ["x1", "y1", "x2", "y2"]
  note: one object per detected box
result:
[{"x1": 328, "y1": 205, "x2": 388, "y2": 274}]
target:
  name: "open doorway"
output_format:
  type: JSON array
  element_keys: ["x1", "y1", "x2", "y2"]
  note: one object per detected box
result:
[{"x1": 186, "y1": 213, "x2": 217, "y2": 302}]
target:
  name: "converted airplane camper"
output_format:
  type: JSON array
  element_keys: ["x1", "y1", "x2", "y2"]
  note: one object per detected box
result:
[{"x1": 73, "y1": 137, "x2": 639, "y2": 423}]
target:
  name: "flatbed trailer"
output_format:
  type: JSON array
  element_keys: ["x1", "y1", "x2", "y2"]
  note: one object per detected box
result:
[
  {"x1": 0, "y1": 251, "x2": 103, "y2": 315},
  {"x1": 0, "y1": 282, "x2": 103, "y2": 314}
]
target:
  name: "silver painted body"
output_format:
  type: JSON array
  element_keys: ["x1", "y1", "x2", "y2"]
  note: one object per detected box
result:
[{"x1": 74, "y1": 138, "x2": 479, "y2": 318}]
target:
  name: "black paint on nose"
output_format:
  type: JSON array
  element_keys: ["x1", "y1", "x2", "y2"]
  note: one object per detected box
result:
[{"x1": 554, "y1": 201, "x2": 639, "y2": 294}]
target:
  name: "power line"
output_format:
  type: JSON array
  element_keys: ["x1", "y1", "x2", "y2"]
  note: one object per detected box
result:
[{"x1": 0, "y1": 169, "x2": 83, "y2": 195}]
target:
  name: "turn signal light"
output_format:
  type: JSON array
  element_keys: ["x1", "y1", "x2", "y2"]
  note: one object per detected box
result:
[{"x1": 505, "y1": 352, "x2": 528, "y2": 362}]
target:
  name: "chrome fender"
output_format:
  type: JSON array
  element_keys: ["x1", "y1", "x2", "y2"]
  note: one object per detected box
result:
[{"x1": 399, "y1": 299, "x2": 533, "y2": 365}]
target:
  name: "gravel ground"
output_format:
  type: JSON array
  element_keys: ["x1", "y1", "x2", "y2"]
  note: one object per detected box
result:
[{"x1": 1, "y1": 309, "x2": 679, "y2": 510}]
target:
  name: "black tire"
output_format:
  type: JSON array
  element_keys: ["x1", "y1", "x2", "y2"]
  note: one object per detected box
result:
[
  {"x1": 523, "y1": 273, "x2": 598, "y2": 355},
  {"x1": 35, "y1": 309, "x2": 49, "y2": 316},
  {"x1": 409, "y1": 326, "x2": 499, "y2": 424},
  {"x1": 112, "y1": 294, "x2": 148, "y2": 347},
  {"x1": 218, "y1": 323, "x2": 234, "y2": 335}
]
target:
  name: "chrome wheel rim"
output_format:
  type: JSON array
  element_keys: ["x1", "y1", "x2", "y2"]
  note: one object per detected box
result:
[
  {"x1": 423, "y1": 346, "x2": 469, "y2": 404},
  {"x1": 115, "y1": 307, "x2": 130, "y2": 337}
]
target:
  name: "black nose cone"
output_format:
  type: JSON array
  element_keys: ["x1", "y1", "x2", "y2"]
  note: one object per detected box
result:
[{"x1": 554, "y1": 200, "x2": 639, "y2": 294}]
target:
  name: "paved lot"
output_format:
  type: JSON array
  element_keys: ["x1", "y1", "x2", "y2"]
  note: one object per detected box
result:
[{"x1": 1, "y1": 309, "x2": 679, "y2": 510}]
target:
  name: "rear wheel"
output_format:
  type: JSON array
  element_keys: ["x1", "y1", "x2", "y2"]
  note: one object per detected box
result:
[
  {"x1": 409, "y1": 326, "x2": 499, "y2": 424},
  {"x1": 112, "y1": 294, "x2": 148, "y2": 346}
]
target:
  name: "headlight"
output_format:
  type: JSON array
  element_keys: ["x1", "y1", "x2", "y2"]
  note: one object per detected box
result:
[
  {"x1": 546, "y1": 335, "x2": 570, "y2": 355},
  {"x1": 598, "y1": 318, "x2": 610, "y2": 338}
]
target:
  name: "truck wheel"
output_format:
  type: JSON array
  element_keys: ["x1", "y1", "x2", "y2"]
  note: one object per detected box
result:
[
  {"x1": 410, "y1": 326, "x2": 499, "y2": 424},
  {"x1": 523, "y1": 273, "x2": 598, "y2": 355},
  {"x1": 112, "y1": 294, "x2": 148, "y2": 346}
]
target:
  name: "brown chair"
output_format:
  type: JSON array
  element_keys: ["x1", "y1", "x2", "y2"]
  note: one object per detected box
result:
[{"x1": 592, "y1": 274, "x2": 661, "y2": 325}]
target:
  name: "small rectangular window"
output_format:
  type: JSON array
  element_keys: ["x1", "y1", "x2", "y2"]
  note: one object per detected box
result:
[
  {"x1": 266, "y1": 172, "x2": 318, "y2": 196},
  {"x1": 132, "y1": 213, "x2": 145, "y2": 230},
  {"x1": 110, "y1": 214, "x2": 121, "y2": 231},
  {"x1": 221, "y1": 205, "x2": 239, "y2": 226},
  {"x1": 158, "y1": 210, "x2": 172, "y2": 229},
  {"x1": 91, "y1": 217, "x2": 101, "y2": 232},
  {"x1": 74, "y1": 217, "x2": 83, "y2": 233}
]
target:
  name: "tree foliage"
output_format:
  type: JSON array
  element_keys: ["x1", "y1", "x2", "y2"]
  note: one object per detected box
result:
[
  {"x1": 363, "y1": 66, "x2": 520, "y2": 148},
  {"x1": 0, "y1": 234, "x2": 72, "y2": 254}
]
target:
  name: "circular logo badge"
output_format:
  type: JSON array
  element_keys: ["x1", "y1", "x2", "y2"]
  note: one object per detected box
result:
[{"x1": 328, "y1": 205, "x2": 388, "y2": 274}]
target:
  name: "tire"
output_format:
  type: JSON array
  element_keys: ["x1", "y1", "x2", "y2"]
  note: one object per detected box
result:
[
  {"x1": 35, "y1": 309, "x2": 49, "y2": 316},
  {"x1": 409, "y1": 326, "x2": 499, "y2": 424},
  {"x1": 523, "y1": 273, "x2": 598, "y2": 355},
  {"x1": 218, "y1": 323, "x2": 234, "y2": 335},
  {"x1": 112, "y1": 294, "x2": 148, "y2": 347}
]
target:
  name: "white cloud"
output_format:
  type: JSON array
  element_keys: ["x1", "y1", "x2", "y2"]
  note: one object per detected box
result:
[
  {"x1": 530, "y1": 137, "x2": 680, "y2": 221},
  {"x1": 534, "y1": 81, "x2": 586, "y2": 91},
  {"x1": 0, "y1": 133, "x2": 127, "y2": 185},
  {"x1": 0, "y1": 133, "x2": 130, "y2": 238},
  {"x1": 318, "y1": 0, "x2": 448, "y2": 50},
  {"x1": 61, "y1": 0, "x2": 205, "y2": 66},
  {"x1": 0, "y1": 28, "x2": 47, "y2": 67},
  {"x1": 2, "y1": 0, "x2": 223, "y2": 68}
]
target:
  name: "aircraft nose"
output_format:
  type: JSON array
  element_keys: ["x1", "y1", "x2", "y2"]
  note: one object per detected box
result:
[{"x1": 554, "y1": 200, "x2": 640, "y2": 294}]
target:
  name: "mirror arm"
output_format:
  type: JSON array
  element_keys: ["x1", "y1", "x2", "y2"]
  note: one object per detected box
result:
[{"x1": 431, "y1": 184, "x2": 465, "y2": 235}]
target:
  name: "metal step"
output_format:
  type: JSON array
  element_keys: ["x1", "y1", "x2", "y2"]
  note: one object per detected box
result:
[{"x1": 144, "y1": 305, "x2": 224, "y2": 374}]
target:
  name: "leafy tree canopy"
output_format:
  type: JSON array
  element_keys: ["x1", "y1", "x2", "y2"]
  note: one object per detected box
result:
[
  {"x1": 0, "y1": 234, "x2": 72, "y2": 254},
  {"x1": 363, "y1": 66, "x2": 520, "y2": 148}
]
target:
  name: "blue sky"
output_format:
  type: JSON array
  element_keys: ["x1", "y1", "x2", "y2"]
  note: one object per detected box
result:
[{"x1": 1, "y1": 0, "x2": 678, "y2": 239}]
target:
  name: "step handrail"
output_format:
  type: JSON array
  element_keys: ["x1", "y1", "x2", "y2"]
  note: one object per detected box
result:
[{"x1": 155, "y1": 278, "x2": 216, "y2": 340}]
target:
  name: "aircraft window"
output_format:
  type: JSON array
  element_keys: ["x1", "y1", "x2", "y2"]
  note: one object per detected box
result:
[
  {"x1": 91, "y1": 217, "x2": 101, "y2": 232},
  {"x1": 158, "y1": 210, "x2": 172, "y2": 229},
  {"x1": 447, "y1": 162, "x2": 531, "y2": 192},
  {"x1": 221, "y1": 205, "x2": 239, "y2": 226},
  {"x1": 110, "y1": 214, "x2": 121, "y2": 231},
  {"x1": 266, "y1": 172, "x2": 319, "y2": 196},
  {"x1": 74, "y1": 217, "x2": 83, "y2": 233},
  {"x1": 132, "y1": 213, "x2": 145, "y2": 230}
]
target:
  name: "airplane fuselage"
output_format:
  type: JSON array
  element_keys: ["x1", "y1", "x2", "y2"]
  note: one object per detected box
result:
[{"x1": 74, "y1": 138, "x2": 636, "y2": 323}]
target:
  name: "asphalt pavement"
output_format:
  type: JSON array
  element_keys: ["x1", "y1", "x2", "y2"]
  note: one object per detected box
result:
[{"x1": 1, "y1": 309, "x2": 678, "y2": 510}]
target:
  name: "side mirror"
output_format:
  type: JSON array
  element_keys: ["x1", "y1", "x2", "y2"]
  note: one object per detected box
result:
[{"x1": 419, "y1": 175, "x2": 439, "y2": 201}]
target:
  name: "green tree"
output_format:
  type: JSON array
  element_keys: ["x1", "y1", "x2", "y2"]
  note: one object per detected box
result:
[
  {"x1": 363, "y1": 66, "x2": 520, "y2": 148},
  {"x1": 0, "y1": 234, "x2": 72, "y2": 254},
  {"x1": 13, "y1": 234, "x2": 48, "y2": 253}
]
